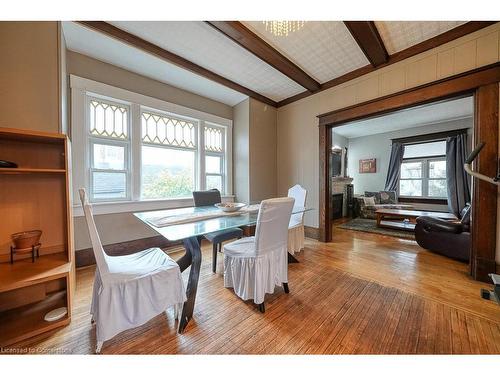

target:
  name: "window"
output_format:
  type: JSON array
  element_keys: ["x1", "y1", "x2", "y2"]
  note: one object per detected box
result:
[
  {"x1": 88, "y1": 98, "x2": 130, "y2": 201},
  {"x1": 204, "y1": 125, "x2": 225, "y2": 192},
  {"x1": 141, "y1": 111, "x2": 197, "y2": 200},
  {"x1": 73, "y1": 76, "x2": 232, "y2": 208},
  {"x1": 399, "y1": 141, "x2": 447, "y2": 199}
]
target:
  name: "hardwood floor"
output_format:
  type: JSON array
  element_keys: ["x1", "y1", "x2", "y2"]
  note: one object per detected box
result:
[{"x1": 10, "y1": 225, "x2": 500, "y2": 354}]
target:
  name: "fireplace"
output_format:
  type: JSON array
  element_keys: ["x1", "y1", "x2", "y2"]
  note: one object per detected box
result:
[{"x1": 332, "y1": 177, "x2": 353, "y2": 217}]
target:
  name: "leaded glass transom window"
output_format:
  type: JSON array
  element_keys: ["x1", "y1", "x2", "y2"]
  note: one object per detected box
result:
[
  {"x1": 89, "y1": 99, "x2": 128, "y2": 139},
  {"x1": 204, "y1": 126, "x2": 223, "y2": 152},
  {"x1": 141, "y1": 111, "x2": 196, "y2": 148}
]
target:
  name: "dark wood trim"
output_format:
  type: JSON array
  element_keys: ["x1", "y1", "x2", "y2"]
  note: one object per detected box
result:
[
  {"x1": 76, "y1": 235, "x2": 182, "y2": 268},
  {"x1": 317, "y1": 65, "x2": 499, "y2": 282},
  {"x1": 304, "y1": 225, "x2": 320, "y2": 240},
  {"x1": 392, "y1": 128, "x2": 469, "y2": 144},
  {"x1": 471, "y1": 83, "x2": 498, "y2": 282},
  {"x1": 344, "y1": 21, "x2": 388, "y2": 67},
  {"x1": 319, "y1": 125, "x2": 332, "y2": 242},
  {"x1": 206, "y1": 21, "x2": 320, "y2": 92},
  {"x1": 399, "y1": 197, "x2": 448, "y2": 206},
  {"x1": 76, "y1": 21, "x2": 277, "y2": 107},
  {"x1": 318, "y1": 63, "x2": 500, "y2": 126},
  {"x1": 278, "y1": 22, "x2": 496, "y2": 107}
]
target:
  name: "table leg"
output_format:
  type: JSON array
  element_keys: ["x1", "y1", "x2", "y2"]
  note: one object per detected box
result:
[
  {"x1": 287, "y1": 253, "x2": 299, "y2": 263},
  {"x1": 176, "y1": 236, "x2": 202, "y2": 334},
  {"x1": 376, "y1": 213, "x2": 382, "y2": 227}
]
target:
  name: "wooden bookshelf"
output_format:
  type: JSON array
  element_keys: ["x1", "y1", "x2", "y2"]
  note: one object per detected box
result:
[{"x1": 0, "y1": 127, "x2": 74, "y2": 347}]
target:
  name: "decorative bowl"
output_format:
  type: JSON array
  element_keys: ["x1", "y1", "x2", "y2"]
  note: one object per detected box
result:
[
  {"x1": 11, "y1": 230, "x2": 42, "y2": 249},
  {"x1": 214, "y1": 202, "x2": 246, "y2": 213}
]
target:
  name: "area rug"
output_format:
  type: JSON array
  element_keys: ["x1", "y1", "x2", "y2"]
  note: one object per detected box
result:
[{"x1": 337, "y1": 218, "x2": 416, "y2": 240}]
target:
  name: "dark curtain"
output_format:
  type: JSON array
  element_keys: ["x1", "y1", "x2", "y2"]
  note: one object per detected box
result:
[
  {"x1": 446, "y1": 133, "x2": 471, "y2": 216},
  {"x1": 384, "y1": 142, "x2": 404, "y2": 192}
]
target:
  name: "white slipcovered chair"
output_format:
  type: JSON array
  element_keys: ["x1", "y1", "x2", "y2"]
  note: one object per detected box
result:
[
  {"x1": 78, "y1": 189, "x2": 186, "y2": 353},
  {"x1": 223, "y1": 197, "x2": 294, "y2": 312},
  {"x1": 287, "y1": 184, "x2": 307, "y2": 254}
]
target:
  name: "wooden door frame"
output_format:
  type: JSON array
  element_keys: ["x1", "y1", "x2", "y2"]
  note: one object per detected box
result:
[{"x1": 318, "y1": 62, "x2": 500, "y2": 282}]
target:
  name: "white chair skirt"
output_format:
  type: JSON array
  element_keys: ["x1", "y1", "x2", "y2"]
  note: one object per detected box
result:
[
  {"x1": 288, "y1": 224, "x2": 305, "y2": 254},
  {"x1": 224, "y1": 246, "x2": 288, "y2": 304},
  {"x1": 90, "y1": 248, "x2": 186, "y2": 343}
]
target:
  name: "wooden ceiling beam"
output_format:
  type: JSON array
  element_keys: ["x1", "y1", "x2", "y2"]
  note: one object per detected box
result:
[
  {"x1": 344, "y1": 21, "x2": 389, "y2": 67},
  {"x1": 206, "y1": 21, "x2": 321, "y2": 92},
  {"x1": 278, "y1": 21, "x2": 497, "y2": 107},
  {"x1": 76, "y1": 21, "x2": 277, "y2": 107}
]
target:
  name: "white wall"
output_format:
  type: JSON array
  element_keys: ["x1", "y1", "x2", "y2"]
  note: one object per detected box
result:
[{"x1": 344, "y1": 117, "x2": 473, "y2": 195}]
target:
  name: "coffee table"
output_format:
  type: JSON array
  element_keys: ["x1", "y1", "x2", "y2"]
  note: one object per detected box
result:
[{"x1": 375, "y1": 209, "x2": 458, "y2": 231}]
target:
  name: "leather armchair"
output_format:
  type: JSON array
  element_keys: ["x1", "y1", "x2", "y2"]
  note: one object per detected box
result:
[{"x1": 414, "y1": 204, "x2": 471, "y2": 262}]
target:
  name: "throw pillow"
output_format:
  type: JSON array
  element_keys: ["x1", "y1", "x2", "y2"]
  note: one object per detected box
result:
[
  {"x1": 362, "y1": 196, "x2": 376, "y2": 206},
  {"x1": 364, "y1": 191, "x2": 381, "y2": 204},
  {"x1": 379, "y1": 191, "x2": 397, "y2": 204}
]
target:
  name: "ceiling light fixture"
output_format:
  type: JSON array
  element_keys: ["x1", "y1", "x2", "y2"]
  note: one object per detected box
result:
[{"x1": 262, "y1": 21, "x2": 306, "y2": 37}]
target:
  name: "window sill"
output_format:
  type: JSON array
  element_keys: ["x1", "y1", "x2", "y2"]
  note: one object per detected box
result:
[{"x1": 72, "y1": 195, "x2": 236, "y2": 217}]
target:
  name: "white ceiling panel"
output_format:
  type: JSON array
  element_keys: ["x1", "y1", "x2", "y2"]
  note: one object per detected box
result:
[
  {"x1": 108, "y1": 21, "x2": 306, "y2": 102},
  {"x1": 374, "y1": 21, "x2": 467, "y2": 54},
  {"x1": 243, "y1": 21, "x2": 370, "y2": 84},
  {"x1": 62, "y1": 22, "x2": 247, "y2": 107},
  {"x1": 334, "y1": 96, "x2": 473, "y2": 139}
]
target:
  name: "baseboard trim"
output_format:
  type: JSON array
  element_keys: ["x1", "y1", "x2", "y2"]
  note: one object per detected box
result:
[
  {"x1": 76, "y1": 235, "x2": 183, "y2": 268},
  {"x1": 77, "y1": 225, "x2": 322, "y2": 268},
  {"x1": 304, "y1": 226, "x2": 320, "y2": 240}
]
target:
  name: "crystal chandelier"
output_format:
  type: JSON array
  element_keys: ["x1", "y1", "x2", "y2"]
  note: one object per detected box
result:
[{"x1": 262, "y1": 21, "x2": 306, "y2": 37}]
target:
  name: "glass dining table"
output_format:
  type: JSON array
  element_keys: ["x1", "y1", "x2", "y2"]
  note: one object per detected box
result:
[{"x1": 134, "y1": 204, "x2": 310, "y2": 333}]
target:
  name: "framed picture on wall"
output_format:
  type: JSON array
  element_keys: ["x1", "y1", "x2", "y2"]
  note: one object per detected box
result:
[{"x1": 359, "y1": 158, "x2": 376, "y2": 173}]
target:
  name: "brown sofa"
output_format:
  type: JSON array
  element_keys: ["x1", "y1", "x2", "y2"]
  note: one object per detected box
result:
[{"x1": 354, "y1": 190, "x2": 413, "y2": 219}]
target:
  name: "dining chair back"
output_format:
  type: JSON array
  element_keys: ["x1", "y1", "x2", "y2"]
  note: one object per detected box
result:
[
  {"x1": 255, "y1": 197, "x2": 295, "y2": 256},
  {"x1": 79, "y1": 188, "x2": 110, "y2": 275},
  {"x1": 193, "y1": 189, "x2": 221, "y2": 206},
  {"x1": 287, "y1": 184, "x2": 307, "y2": 227}
]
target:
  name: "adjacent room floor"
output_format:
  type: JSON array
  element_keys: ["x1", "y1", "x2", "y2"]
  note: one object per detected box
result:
[{"x1": 13, "y1": 225, "x2": 500, "y2": 354}]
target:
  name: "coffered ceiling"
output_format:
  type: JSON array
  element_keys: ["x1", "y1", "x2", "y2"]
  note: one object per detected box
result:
[{"x1": 63, "y1": 21, "x2": 494, "y2": 108}]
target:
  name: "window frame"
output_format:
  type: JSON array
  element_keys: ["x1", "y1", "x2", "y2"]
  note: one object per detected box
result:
[
  {"x1": 70, "y1": 75, "x2": 233, "y2": 217},
  {"x1": 203, "y1": 122, "x2": 227, "y2": 193},
  {"x1": 86, "y1": 95, "x2": 131, "y2": 202}
]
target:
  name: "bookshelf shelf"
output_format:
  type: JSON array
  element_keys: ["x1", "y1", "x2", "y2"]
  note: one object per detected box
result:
[{"x1": 0, "y1": 168, "x2": 66, "y2": 174}]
